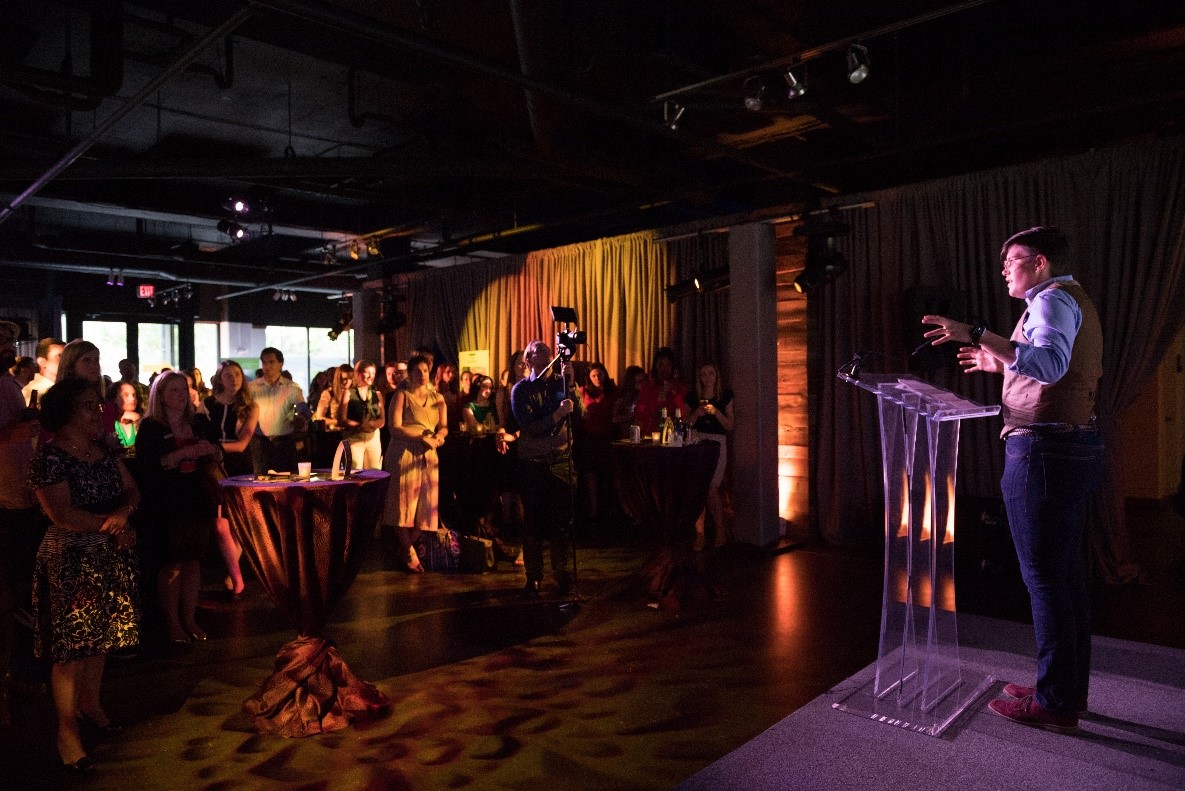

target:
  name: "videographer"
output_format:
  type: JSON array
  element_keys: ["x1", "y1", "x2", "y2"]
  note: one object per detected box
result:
[{"x1": 510, "y1": 339, "x2": 579, "y2": 597}]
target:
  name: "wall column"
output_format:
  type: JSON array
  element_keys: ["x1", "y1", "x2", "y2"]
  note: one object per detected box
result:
[{"x1": 728, "y1": 222, "x2": 780, "y2": 546}]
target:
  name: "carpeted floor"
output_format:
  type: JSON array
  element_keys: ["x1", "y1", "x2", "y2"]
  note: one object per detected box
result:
[{"x1": 678, "y1": 614, "x2": 1185, "y2": 791}]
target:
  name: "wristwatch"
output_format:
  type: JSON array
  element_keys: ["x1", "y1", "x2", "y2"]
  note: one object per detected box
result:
[{"x1": 968, "y1": 323, "x2": 987, "y2": 347}]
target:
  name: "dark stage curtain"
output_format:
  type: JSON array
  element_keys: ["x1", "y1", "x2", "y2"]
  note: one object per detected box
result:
[
  {"x1": 668, "y1": 232, "x2": 731, "y2": 388},
  {"x1": 812, "y1": 137, "x2": 1185, "y2": 583}
]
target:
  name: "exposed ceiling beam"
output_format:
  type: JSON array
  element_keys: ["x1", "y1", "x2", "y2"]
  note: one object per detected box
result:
[{"x1": 0, "y1": 6, "x2": 255, "y2": 226}]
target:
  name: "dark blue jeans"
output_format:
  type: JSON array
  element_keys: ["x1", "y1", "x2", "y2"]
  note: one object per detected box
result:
[
  {"x1": 517, "y1": 456, "x2": 575, "y2": 583},
  {"x1": 1002, "y1": 429, "x2": 1104, "y2": 713}
]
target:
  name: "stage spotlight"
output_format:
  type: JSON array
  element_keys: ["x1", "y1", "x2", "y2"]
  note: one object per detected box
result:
[
  {"x1": 784, "y1": 69, "x2": 806, "y2": 99},
  {"x1": 106, "y1": 268, "x2": 115, "y2": 286},
  {"x1": 273, "y1": 289, "x2": 282, "y2": 301},
  {"x1": 217, "y1": 219, "x2": 248, "y2": 240},
  {"x1": 847, "y1": 44, "x2": 870, "y2": 84},
  {"x1": 348, "y1": 241, "x2": 362, "y2": 261},
  {"x1": 288, "y1": 290, "x2": 297, "y2": 302},
  {"x1": 322, "y1": 247, "x2": 336, "y2": 266},
  {"x1": 376, "y1": 288, "x2": 407, "y2": 334},
  {"x1": 663, "y1": 100, "x2": 686, "y2": 131},
  {"x1": 665, "y1": 267, "x2": 730, "y2": 302},
  {"x1": 743, "y1": 77, "x2": 767, "y2": 111},
  {"x1": 794, "y1": 236, "x2": 849, "y2": 293},
  {"x1": 327, "y1": 308, "x2": 353, "y2": 341},
  {"x1": 116, "y1": 269, "x2": 124, "y2": 287},
  {"x1": 366, "y1": 240, "x2": 381, "y2": 257},
  {"x1": 147, "y1": 297, "x2": 156, "y2": 308},
  {"x1": 224, "y1": 196, "x2": 250, "y2": 214}
]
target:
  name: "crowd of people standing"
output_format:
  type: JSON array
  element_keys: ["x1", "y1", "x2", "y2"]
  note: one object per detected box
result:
[{"x1": 0, "y1": 329, "x2": 732, "y2": 770}]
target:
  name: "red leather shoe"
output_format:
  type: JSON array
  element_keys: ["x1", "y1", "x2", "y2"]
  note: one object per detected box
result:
[
  {"x1": 1003, "y1": 683, "x2": 1087, "y2": 715},
  {"x1": 988, "y1": 695, "x2": 1078, "y2": 734}
]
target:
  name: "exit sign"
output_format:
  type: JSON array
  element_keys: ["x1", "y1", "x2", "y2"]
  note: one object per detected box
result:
[{"x1": 138, "y1": 284, "x2": 156, "y2": 299}]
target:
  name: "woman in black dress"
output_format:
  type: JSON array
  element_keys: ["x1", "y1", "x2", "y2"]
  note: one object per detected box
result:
[
  {"x1": 29, "y1": 379, "x2": 140, "y2": 771},
  {"x1": 204, "y1": 360, "x2": 258, "y2": 596},
  {"x1": 135, "y1": 371, "x2": 220, "y2": 644},
  {"x1": 688, "y1": 363, "x2": 734, "y2": 550}
]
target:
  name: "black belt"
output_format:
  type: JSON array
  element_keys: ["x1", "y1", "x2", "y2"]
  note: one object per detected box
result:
[{"x1": 1005, "y1": 423, "x2": 1095, "y2": 438}]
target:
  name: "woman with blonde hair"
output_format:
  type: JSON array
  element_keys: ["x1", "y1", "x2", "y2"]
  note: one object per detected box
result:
[
  {"x1": 135, "y1": 371, "x2": 220, "y2": 644},
  {"x1": 314, "y1": 364, "x2": 353, "y2": 429},
  {"x1": 342, "y1": 358, "x2": 385, "y2": 469},
  {"x1": 57, "y1": 339, "x2": 118, "y2": 443},
  {"x1": 382, "y1": 355, "x2": 447, "y2": 572},
  {"x1": 204, "y1": 361, "x2": 258, "y2": 596}
]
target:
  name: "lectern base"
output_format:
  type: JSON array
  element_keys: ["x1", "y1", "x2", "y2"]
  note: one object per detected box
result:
[{"x1": 832, "y1": 671, "x2": 996, "y2": 737}]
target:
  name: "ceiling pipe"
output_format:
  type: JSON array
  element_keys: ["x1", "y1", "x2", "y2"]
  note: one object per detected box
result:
[
  {"x1": 0, "y1": 6, "x2": 254, "y2": 227},
  {"x1": 0, "y1": 257, "x2": 343, "y2": 294},
  {"x1": 507, "y1": 0, "x2": 553, "y2": 155}
]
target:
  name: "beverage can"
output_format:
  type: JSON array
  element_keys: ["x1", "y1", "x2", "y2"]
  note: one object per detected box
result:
[{"x1": 629, "y1": 424, "x2": 641, "y2": 443}]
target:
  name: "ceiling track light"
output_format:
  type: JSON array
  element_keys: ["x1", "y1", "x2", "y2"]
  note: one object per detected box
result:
[
  {"x1": 663, "y1": 100, "x2": 685, "y2": 131},
  {"x1": 784, "y1": 68, "x2": 806, "y2": 99},
  {"x1": 665, "y1": 266, "x2": 730, "y2": 302},
  {"x1": 348, "y1": 241, "x2": 362, "y2": 260},
  {"x1": 105, "y1": 268, "x2": 115, "y2": 286},
  {"x1": 366, "y1": 240, "x2": 381, "y2": 257},
  {"x1": 152, "y1": 283, "x2": 195, "y2": 306},
  {"x1": 116, "y1": 269, "x2": 124, "y2": 287},
  {"x1": 742, "y1": 76, "x2": 767, "y2": 111},
  {"x1": 224, "y1": 196, "x2": 250, "y2": 215},
  {"x1": 847, "y1": 43, "x2": 870, "y2": 84},
  {"x1": 217, "y1": 219, "x2": 248, "y2": 241}
]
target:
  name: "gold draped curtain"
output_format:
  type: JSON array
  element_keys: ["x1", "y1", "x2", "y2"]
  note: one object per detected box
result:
[{"x1": 391, "y1": 231, "x2": 677, "y2": 382}]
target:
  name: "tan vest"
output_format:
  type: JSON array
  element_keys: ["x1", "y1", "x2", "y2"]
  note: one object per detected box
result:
[{"x1": 1001, "y1": 280, "x2": 1102, "y2": 436}]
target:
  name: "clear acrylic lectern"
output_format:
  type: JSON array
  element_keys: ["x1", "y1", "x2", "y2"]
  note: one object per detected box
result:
[{"x1": 833, "y1": 371, "x2": 1000, "y2": 736}]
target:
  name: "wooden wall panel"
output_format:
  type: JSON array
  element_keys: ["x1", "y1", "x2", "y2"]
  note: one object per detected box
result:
[{"x1": 774, "y1": 226, "x2": 809, "y2": 524}]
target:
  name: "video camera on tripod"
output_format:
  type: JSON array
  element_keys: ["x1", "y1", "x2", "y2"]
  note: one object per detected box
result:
[{"x1": 551, "y1": 306, "x2": 585, "y2": 361}]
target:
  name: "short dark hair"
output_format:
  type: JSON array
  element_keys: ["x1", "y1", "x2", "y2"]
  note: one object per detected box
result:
[
  {"x1": 1000, "y1": 226, "x2": 1069, "y2": 265},
  {"x1": 260, "y1": 346, "x2": 284, "y2": 364},
  {"x1": 40, "y1": 378, "x2": 95, "y2": 433},
  {"x1": 35, "y1": 337, "x2": 63, "y2": 360}
]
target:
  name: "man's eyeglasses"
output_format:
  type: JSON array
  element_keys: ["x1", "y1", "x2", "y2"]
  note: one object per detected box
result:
[{"x1": 1002, "y1": 254, "x2": 1039, "y2": 268}]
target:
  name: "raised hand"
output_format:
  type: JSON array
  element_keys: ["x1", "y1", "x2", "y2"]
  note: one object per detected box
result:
[
  {"x1": 921, "y1": 314, "x2": 971, "y2": 346},
  {"x1": 957, "y1": 345, "x2": 1004, "y2": 374}
]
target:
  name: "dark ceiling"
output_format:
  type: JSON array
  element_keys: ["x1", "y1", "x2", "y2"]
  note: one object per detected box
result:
[{"x1": 1, "y1": 0, "x2": 1184, "y2": 299}]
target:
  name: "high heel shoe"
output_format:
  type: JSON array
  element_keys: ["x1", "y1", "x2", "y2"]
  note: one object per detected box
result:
[
  {"x1": 81, "y1": 714, "x2": 123, "y2": 736},
  {"x1": 62, "y1": 754, "x2": 96, "y2": 773},
  {"x1": 406, "y1": 546, "x2": 424, "y2": 574}
]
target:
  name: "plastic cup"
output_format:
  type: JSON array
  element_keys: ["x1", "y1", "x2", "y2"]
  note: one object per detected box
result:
[{"x1": 297, "y1": 461, "x2": 312, "y2": 478}]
